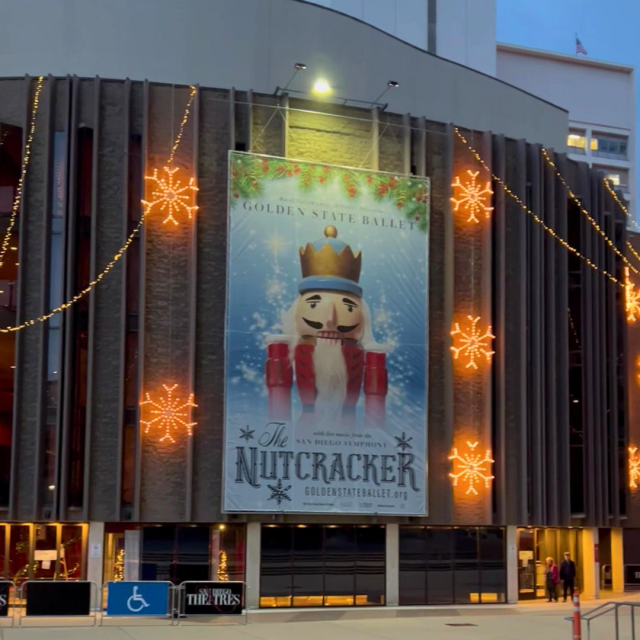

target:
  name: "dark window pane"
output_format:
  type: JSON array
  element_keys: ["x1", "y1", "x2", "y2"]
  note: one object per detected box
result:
[
  {"x1": 219, "y1": 525, "x2": 245, "y2": 582},
  {"x1": 454, "y1": 528, "x2": 480, "y2": 604},
  {"x1": 174, "y1": 526, "x2": 209, "y2": 583},
  {"x1": 479, "y1": 528, "x2": 506, "y2": 603},
  {"x1": 293, "y1": 526, "x2": 323, "y2": 607},
  {"x1": 324, "y1": 526, "x2": 355, "y2": 606},
  {"x1": 260, "y1": 526, "x2": 292, "y2": 607},
  {"x1": 9, "y1": 525, "x2": 30, "y2": 584},
  {"x1": 141, "y1": 526, "x2": 174, "y2": 582},
  {"x1": 426, "y1": 528, "x2": 454, "y2": 605},
  {"x1": 0, "y1": 525, "x2": 5, "y2": 579},
  {"x1": 356, "y1": 526, "x2": 385, "y2": 606},
  {"x1": 399, "y1": 527, "x2": 427, "y2": 605}
]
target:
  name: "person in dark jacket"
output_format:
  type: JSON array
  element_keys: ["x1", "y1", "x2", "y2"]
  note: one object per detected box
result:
[
  {"x1": 560, "y1": 551, "x2": 577, "y2": 602},
  {"x1": 545, "y1": 557, "x2": 559, "y2": 602}
]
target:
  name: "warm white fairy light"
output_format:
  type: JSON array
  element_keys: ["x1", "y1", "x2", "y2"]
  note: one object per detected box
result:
[
  {"x1": 450, "y1": 170, "x2": 493, "y2": 223},
  {"x1": 451, "y1": 316, "x2": 495, "y2": 369},
  {"x1": 140, "y1": 383, "x2": 197, "y2": 443},
  {"x1": 142, "y1": 166, "x2": 198, "y2": 226}
]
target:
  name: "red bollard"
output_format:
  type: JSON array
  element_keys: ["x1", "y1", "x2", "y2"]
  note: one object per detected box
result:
[{"x1": 572, "y1": 587, "x2": 582, "y2": 640}]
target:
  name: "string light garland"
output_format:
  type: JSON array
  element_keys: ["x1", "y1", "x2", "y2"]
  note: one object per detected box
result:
[
  {"x1": 450, "y1": 170, "x2": 494, "y2": 223},
  {"x1": 626, "y1": 267, "x2": 640, "y2": 323},
  {"x1": 0, "y1": 76, "x2": 44, "y2": 270},
  {"x1": 541, "y1": 148, "x2": 640, "y2": 277},
  {"x1": 454, "y1": 128, "x2": 625, "y2": 289},
  {"x1": 451, "y1": 316, "x2": 495, "y2": 369},
  {"x1": 630, "y1": 446, "x2": 640, "y2": 490},
  {"x1": 143, "y1": 166, "x2": 198, "y2": 225},
  {"x1": 603, "y1": 177, "x2": 637, "y2": 229},
  {"x1": 168, "y1": 85, "x2": 197, "y2": 165},
  {"x1": 628, "y1": 241, "x2": 640, "y2": 266},
  {"x1": 0, "y1": 85, "x2": 198, "y2": 334},
  {"x1": 140, "y1": 383, "x2": 197, "y2": 443},
  {"x1": 449, "y1": 441, "x2": 495, "y2": 495}
]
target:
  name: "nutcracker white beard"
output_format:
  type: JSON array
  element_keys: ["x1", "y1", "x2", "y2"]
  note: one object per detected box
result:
[{"x1": 312, "y1": 340, "x2": 347, "y2": 423}]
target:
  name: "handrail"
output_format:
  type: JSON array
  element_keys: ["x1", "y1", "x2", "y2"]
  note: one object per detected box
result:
[{"x1": 565, "y1": 601, "x2": 640, "y2": 640}]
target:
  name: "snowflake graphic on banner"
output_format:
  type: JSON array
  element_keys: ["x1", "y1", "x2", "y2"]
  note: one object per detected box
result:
[
  {"x1": 239, "y1": 426, "x2": 255, "y2": 441},
  {"x1": 267, "y1": 479, "x2": 292, "y2": 506},
  {"x1": 395, "y1": 432, "x2": 413, "y2": 451}
]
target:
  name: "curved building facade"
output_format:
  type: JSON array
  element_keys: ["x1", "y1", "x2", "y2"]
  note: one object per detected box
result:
[{"x1": 0, "y1": 0, "x2": 632, "y2": 612}]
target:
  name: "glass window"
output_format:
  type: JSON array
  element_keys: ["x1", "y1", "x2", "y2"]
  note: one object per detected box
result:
[
  {"x1": 175, "y1": 526, "x2": 210, "y2": 583},
  {"x1": 567, "y1": 132, "x2": 587, "y2": 154},
  {"x1": 34, "y1": 524, "x2": 57, "y2": 580},
  {"x1": 260, "y1": 526, "x2": 292, "y2": 607},
  {"x1": 9, "y1": 525, "x2": 30, "y2": 584},
  {"x1": 592, "y1": 134, "x2": 628, "y2": 159},
  {"x1": 355, "y1": 526, "x2": 385, "y2": 606},
  {"x1": 399, "y1": 527, "x2": 427, "y2": 605},
  {"x1": 324, "y1": 525, "x2": 355, "y2": 607},
  {"x1": 426, "y1": 528, "x2": 454, "y2": 605},
  {"x1": 141, "y1": 526, "x2": 174, "y2": 582},
  {"x1": 212, "y1": 524, "x2": 245, "y2": 582},
  {"x1": 454, "y1": 528, "x2": 480, "y2": 604},
  {"x1": 293, "y1": 526, "x2": 324, "y2": 607},
  {"x1": 0, "y1": 524, "x2": 6, "y2": 579},
  {"x1": 479, "y1": 528, "x2": 506, "y2": 603}
]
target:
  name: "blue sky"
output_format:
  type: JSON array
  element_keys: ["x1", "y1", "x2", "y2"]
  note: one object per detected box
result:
[{"x1": 497, "y1": 0, "x2": 637, "y2": 67}]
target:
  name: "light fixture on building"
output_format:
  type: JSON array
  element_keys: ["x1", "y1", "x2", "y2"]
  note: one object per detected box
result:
[
  {"x1": 312, "y1": 79, "x2": 332, "y2": 96},
  {"x1": 48, "y1": 485, "x2": 55, "y2": 491},
  {"x1": 218, "y1": 524, "x2": 226, "y2": 530},
  {"x1": 279, "y1": 62, "x2": 308, "y2": 94},
  {"x1": 370, "y1": 80, "x2": 400, "y2": 107}
]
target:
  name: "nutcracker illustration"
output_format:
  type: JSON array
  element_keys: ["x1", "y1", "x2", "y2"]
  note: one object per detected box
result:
[{"x1": 266, "y1": 225, "x2": 388, "y2": 428}]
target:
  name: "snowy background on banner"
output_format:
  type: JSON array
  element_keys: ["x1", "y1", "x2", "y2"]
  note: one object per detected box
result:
[{"x1": 223, "y1": 153, "x2": 429, "y2": 514}]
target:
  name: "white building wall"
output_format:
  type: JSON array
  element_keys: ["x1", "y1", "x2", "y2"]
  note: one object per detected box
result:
[
  {"x1": 0, "y1": 0, "x2": 567, "y2": 148},
  {"x1": 497, "y1": 44, "x2": 636, "y2": 220},
  {"x1": 305, "y1": 0, "x2": 429, "y2": 51},
  {"x1": 435, "y1": 0, "x2": 496, "y2": 76}
]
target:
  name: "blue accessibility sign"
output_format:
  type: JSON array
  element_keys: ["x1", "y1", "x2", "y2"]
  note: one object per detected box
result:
[{"x1": 106, "y1": 582, "x2": 170, "y2": 617}]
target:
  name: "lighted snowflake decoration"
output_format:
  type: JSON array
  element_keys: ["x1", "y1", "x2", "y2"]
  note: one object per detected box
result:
[
  {"x1": 140, "y1": 384, "x2": 197, "y2": 443},
  {"x1": 267, "y1": 479, "x2": 291, "y2": 506},
  {"x1": 451, "y1": 316, "x2": 495, "y2": 369},
  {"x1": 630, "y1": 446, "x2": 640, "y2": 490},
  {"x1": 449, "y1": 441, "x2": 495, "y2": 495},
  {"x1": 239, "y1": 426, "x2": 255, "y2": 441},
  {"x1": 451, "y1": 170, "x2": 494, "y2": 223},
  {"x1": 626, "y1": 268, "x2": 640, "y2": 323},
  {"x1": 142, "y1": 165, "x2": 198, "y2": 225},
  {"x1": 395, "y1": 432, "x2": 413, "y2": 451}
]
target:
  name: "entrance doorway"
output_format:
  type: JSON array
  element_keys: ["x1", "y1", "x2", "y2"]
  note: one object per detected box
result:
[{"x1": 517, "y1": 528, "x2": 583, "y2": 600}]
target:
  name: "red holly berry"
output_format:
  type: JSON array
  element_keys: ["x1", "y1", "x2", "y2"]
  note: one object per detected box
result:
[
  {"x1": 323, "y1": 167, "x2": 330, "y2": 173},
  {"x1": 348, "y1": 186, "x2": 357, "y2": 198},
  {"x1": 231, "y1": 171, "x2": 237, "y2": 178},
  {"x1": 234, "y1": 193, "x2": 239, "y2": 199},
  {"x1": 396, "y1": 202, "x2": 403, "y2": 209},
  {"x1": 262, "y1": 165, "x2": 269, "y2": 173},
  {"x1": 389, "y1": 177, "x2": 398, "y2": 188},
  {"x1": 318, "y1": 177, "x2": 326, "y2": 184},
  {"x1": 378, "y1": 185, "x2": 388, "y2": 196},
  {"x1": 414, "y1": 215, "x2": 420, "y2": 221},
  {"x1": 366, "y1": 176, "x2": 373, "y2": 184},
  {"x1": 277, "y1": 166, "x2": 285, "y2": 173},
  {"x1": 294, "y1": 166, "x2": 301, "y2": 175},
  {"x1": 286, "y1": 171, "x2": 293, "y2": 177}
]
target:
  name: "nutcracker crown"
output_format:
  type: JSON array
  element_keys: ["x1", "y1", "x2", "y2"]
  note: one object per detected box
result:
[{"x1": 299, "y1": 226, "x2": 362, "y2": 297}]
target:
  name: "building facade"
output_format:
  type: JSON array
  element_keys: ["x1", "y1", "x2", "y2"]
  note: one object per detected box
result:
[
  {"x1": 0, "y1": 0, "x2": 634, "y2": 612},
  {"x1": 497, "y1": 43, "x2": 637, "y2": 223}
]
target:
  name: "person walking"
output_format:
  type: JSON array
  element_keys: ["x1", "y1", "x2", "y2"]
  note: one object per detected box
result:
[
  {"x1": 545, "y1": 557, "x2": 559, "y2": 602},
  {"x1": 560, "y1": 551, "x2": 577, "y2": 602}
]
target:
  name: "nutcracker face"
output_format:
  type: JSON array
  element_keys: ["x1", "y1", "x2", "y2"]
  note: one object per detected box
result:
[{"x1": 294, "y1": 290, "x2": 365, "y2": 342}]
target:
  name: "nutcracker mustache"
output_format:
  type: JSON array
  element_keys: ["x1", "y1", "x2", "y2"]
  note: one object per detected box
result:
[{"x1": 302, "y1": 317, "x2": 360, "y2": 333}]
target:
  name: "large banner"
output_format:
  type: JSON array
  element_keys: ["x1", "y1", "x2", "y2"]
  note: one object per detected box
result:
[{"x1": 223, "y1": 152, "x2": 429, "y2": 515}]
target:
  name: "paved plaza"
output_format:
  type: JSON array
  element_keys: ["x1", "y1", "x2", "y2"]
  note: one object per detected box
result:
[{"x1": 1, "y1": 600, "x2": 639, "y2": 640}]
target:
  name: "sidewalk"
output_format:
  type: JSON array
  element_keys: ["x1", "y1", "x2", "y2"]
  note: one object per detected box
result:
[{"x1": 1, "y1": 595, "x2": 638, "y2": 640}]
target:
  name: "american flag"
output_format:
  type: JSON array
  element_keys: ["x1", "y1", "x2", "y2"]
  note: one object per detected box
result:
[{"x1": 576, "y1": 36, "x2": 588, "y2": 55}]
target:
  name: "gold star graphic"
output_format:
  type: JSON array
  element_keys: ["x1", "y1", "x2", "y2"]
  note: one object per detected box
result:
[
  {"x1": 142, "y1": 165, "x2": 198, "y2": 225},
  {"x1": 451, "y1": 316, "x2": 495, "y2": 369},
  {"x1": 451, "y1": 170, "x2": 494, "y2": 223},
  {"x1": 449, "y1": 441, "x2": 494, "y2": 495},
  {"x1": 141, "y1": 384, "x2": 197, "y2": 443}
]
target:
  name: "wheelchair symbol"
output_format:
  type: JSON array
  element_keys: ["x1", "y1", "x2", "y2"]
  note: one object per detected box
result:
[{"x1": 127, "y1": 586, "x2": 150, "y2": 613}]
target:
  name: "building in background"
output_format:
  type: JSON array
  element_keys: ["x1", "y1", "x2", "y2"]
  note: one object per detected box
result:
[
  {"x1": 497, "y1": 43, "x2": 637, "y2": 222},
  {"x1": 0, "y1": 0, "x2": 634, "y2": 614}
]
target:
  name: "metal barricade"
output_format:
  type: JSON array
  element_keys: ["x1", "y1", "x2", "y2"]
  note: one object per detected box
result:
[
  {"x1": 0, "y1": 581, "x2": 14, "y2": 628},
  {"x1": 177, "y1": 580, "x2": 247, "y2": 625},
  {"x1": 101, "y1": 580, "x2": 176, "y2": 626},
  {"x1": 18, "y1": 580, "x2": 99, "y2": 627}
]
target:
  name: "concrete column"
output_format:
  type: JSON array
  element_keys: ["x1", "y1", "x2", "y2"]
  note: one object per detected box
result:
[
  {"x1": 246, "y1": 522, "x2": 261, "y2": 609},
  {"x1": 506, "y1": 525, "x2": 518, "y2": 603},
  {"x1": 581, "y1": 527, "x2": 600, "y2": 599},
  {"x1": 385, "y1": 524, "x2": 399, "y2": 607},
  {"x1": 87, "y1": 522, "x2": 104, "y2": 585},
  {"x1": 611, "y1": 528, "x2": 624, "y2": 593}
]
